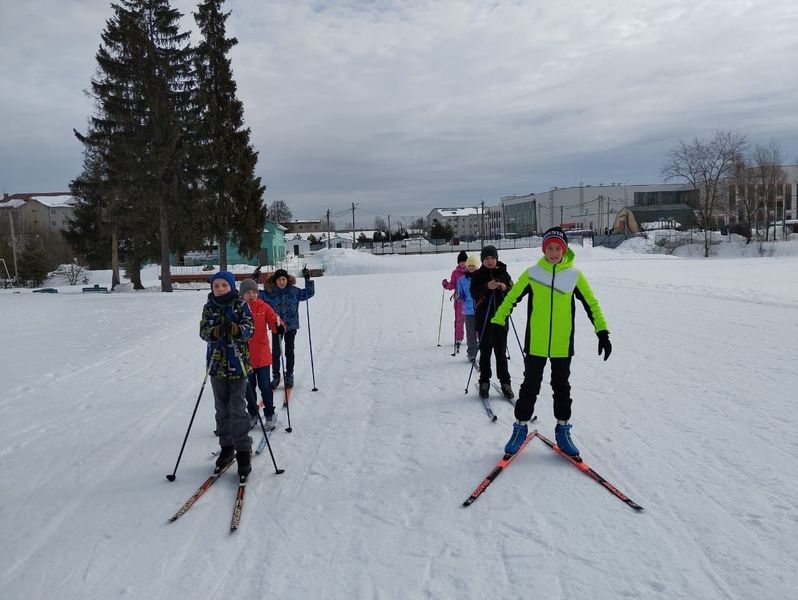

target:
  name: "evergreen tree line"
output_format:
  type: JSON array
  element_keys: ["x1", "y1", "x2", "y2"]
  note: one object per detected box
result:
[{"x1": 65, "y1": 0, "x2": 265, "y2": 291}]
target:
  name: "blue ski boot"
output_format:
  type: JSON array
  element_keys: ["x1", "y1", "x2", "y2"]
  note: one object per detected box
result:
[
  {"x1": 555, "y1": 422, "x2": 580, "y2": 457},
  {"x1": 504, "y1": 421, "x2": 528, "y2": 455}
]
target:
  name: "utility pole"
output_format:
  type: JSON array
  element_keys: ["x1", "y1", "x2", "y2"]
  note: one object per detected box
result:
[
  {"x1": 388, "y1": 215, "x2": 393, "y2": 252},
  {"x1": 596, "y1": 195, "x2": 604, "y2": 235},
  {"x1": 535, "y1": 199, "x2": 540, "y2": 235},
  {"x1": 351, "y1": 202, "x2": 356, "y2": 246},
  {"x1": 8, "y1": 210, "x2": 19, "y2": 283},
  {"x1": 326, "y1": 209, "x2": 331, "y2": 249},
  {"x1": 480, "y1": 201, "x2": 485, "y2": 247}
]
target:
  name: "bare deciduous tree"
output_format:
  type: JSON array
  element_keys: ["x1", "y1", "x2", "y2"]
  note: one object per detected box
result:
[
  {"x1": 373, "y1": 216, "x2": 387, "y2": 233},
  {"x1": 662, "y1": 130, "x2": 748, "y2": 257},
  {"x1": 751, "y1": 139, "x2": 786, "y2": 241},
  {"x1": 729, "y1": 154, "x2": 758, "y2": 243},
  {"x1": 267, "y1": 200, "x2": 293, "y2": 224}
]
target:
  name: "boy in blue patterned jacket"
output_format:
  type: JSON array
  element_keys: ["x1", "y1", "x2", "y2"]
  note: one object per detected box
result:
[
  {"x1": 258, "y1": 267, "x2": 315, "y2": 389},
  {"x1": 199, "y1": 271, "x2": 255, "y2": 477}
]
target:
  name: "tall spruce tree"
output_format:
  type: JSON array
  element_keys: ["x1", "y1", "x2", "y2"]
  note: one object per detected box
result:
[
  {"x1": 194, "y1": 0, "x2": 266, "y2": 270},
  {"x1": 71, "y1": 0, "x2": 195, "y2": 290}
]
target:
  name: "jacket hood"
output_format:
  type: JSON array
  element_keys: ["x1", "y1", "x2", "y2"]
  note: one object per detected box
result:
[{"x1": 263, "y1": 273, "x2": 297, "y2": 292}]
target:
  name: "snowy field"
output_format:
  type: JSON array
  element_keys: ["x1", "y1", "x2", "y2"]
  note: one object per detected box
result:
[{"x1": 2, "y1": 241, "x2": 798, "y2": 600}]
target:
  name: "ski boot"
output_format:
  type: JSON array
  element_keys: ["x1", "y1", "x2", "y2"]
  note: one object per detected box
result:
[
  {"x1": 478, "y1": 381, "x2": 490, "y2": 399},
  {"x1": 215, "y1": 445, "x2": 235, "y2": 472},
  {"x1": 504, "y1": 421, "x2": 528, "y2": 455},
  {"x1": 284, "y1": 372, "x2": 294, "y2": 389},
  {"x1": 555, "y1": 422, "x2": 580, "y2": 458},
  {"x1": 236, "y1": 449, "x2": 252, "y2": 478},
  {"x1": 500, "y1": 382, "x2": 514, "y2": 399}
]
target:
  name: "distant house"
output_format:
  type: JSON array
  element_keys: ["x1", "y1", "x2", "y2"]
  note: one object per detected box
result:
[
  {"x1": 613, "y1": 204, "x2": 698, "y2": 234},
  {"x1": 283, "y1": 219, "x2": 326, "y2": 234},
  {"x1": 0, "y1": 192, "x2": 75, "y2": 236},
  {"x1": 426, "y1": 207, "x2": 483, "y2": 239},
  {"x1": 327, "y1": 235, "x2": 355, "y2": 249},
  {"x1": 224, "y1": 219, "x2": 287, "y2": 266}
]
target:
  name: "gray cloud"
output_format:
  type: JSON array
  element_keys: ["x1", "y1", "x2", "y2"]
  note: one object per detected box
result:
[{"x1": 2, "y1": 0, "x2": 798, "y2": 224}]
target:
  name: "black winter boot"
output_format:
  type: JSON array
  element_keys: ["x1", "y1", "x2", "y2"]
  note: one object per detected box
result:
[
  {"x1": 236, "y1": 450, "x2": 252, "y2": 478},
  {"x1": 215, "y1": 445, "x2": 235, "y2": 471}
]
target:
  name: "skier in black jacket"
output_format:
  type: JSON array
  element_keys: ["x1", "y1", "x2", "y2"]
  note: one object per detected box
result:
[{"x1": 470, "y1": 245, "x2": 514, "y2": 399}]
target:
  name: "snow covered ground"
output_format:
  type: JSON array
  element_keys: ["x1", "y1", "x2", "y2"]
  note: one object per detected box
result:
[{"x1": 2, "y1": 241, "x2": 797, "y2": 599}]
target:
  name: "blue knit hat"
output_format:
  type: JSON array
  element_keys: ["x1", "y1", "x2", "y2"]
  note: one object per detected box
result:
[{"x1": 210, "y1": 271, "x2": 236, "y2": 290}]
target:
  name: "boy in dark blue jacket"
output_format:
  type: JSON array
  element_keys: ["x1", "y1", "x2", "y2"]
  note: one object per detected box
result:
[{"x1": 258, "y1": 268, "x2": 315, "y2": 389}]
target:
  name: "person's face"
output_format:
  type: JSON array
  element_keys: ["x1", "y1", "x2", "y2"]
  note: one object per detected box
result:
[
  {"x1": 544, "y1": 242, "x2": 564, "y2": 264},
  {"x1": 276, "y1": 276, "x2": 288, "y2": 289},
  {"x1": 212, "y1": 279, "x2": 231, "y2": 296},
  {"x1": 466, "y1": 264, "x2": 477, "y2": 273},
  {"x1": 482, "y1": 256, "x2": 497, "y2": 269},
  {"x1": 458, "y1": 260, "x2": 466, "y2": 268},
  {"x1": 243, "y1": 289, "x2": 258, "y2": 302}
]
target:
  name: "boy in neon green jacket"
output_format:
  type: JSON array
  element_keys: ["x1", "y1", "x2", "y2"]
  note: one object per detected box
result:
[{"x1": 491, "y1": 227, "x2": 612, "y2": 458}]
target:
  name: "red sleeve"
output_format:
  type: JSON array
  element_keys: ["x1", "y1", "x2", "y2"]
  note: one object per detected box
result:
[{"x1": 263, "y1": 301, "x2": 280, "y2": 332}]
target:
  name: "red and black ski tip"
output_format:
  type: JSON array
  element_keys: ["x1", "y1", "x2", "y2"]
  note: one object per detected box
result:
[{"x1": 535, "y1": 432, "x2": 644, "y2": 511}]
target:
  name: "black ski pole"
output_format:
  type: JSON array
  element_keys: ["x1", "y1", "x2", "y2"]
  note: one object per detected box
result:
[
  {"x1": 509, "y1": 315, "x2": 524, "y2": 356},
  {"x1": 279, "y1": 335, "x2": 293, "y2": 433},
  {"x1": 305, "y1": 299, "x2": 318, "y2": 392},
  {"x1": 256, "y1": 413, "x2": 285, "y2": 474},
  {"x1": 166, "y1": 364, "x2": 211, "y2": 482},
  {"x1": 464, "y1": 294, "x2": 494, "y2": 392}
]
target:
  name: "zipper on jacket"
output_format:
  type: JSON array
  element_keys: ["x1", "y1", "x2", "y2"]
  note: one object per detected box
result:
[{"x1": 547, "y1": 264, "x2": 556, "y2": 356}]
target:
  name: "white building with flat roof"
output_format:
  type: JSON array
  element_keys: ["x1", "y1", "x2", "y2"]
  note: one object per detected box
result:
[{"x1": 426, "y1": 207, "x2": 484, "y2": 239}]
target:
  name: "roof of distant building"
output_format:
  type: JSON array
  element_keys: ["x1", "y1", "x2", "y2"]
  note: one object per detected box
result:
[
  {"x1": 1, "y1": 193, "x2": 75, "y2": 208},
  {"x1": 433, "y1": 207, "x2": 482, "y2": 217}
]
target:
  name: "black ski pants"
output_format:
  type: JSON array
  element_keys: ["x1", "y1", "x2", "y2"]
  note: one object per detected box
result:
[
  {"x1": 514, "y1": 355, "x2": 573, "y2": 422},
  {"x1": 478, "y1": 325, "x2": 510, "y2": 384},
  {"x1": 271, "y1": 329, "x2": 298, "y2": 375}
]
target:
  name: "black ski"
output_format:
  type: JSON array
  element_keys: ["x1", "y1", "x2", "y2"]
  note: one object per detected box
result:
[
  {"x1": 463, "y1": 430, "x2": 537, "y2": 506},
  {"x1": 230, "y1": 475, "x2": 248, "y2": 531},
  {"x1": 534, "y1": 432, "x2": 644, "y2": 511},
  {"x1": 168, "y1": 459, "x2": 234, "y2": 522},
  {"x1": 474, "y1": 383, "x2": 497, "y2": 421}
]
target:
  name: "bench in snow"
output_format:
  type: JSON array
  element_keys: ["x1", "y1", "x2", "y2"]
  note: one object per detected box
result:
[{"x1": 82, "y1": 284, "x2": 109, "y2": 294}]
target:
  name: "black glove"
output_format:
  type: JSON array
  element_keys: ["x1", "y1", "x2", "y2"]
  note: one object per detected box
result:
[
  {"x1": 597, "y1": 330, "x2": 612, "y2": 361},
  {"x1": 276, "y1": 323, "x2": 285, "y2": 336},
  {"x1": 252, "y1": 266, "x2": 262, "y2": 280},
  {"x1": 302, "y1": 267, "x2": 311, "y2": 281}
]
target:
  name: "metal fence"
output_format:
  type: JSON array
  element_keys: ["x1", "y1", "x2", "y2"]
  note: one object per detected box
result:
[{"x1": 364, "y1": 234, "x2": 595, "y2": 255}]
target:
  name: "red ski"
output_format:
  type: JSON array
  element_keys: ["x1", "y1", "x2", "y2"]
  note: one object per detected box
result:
[
  {"x1": 534, "y1": 432, "x2": 644, "y2": 511},
  {"x1": 463, "y1": 430, "x2": 537, "y2": 506},
  {"x1": 169, "y1": 459, "x2": 235, "y2": 522}
]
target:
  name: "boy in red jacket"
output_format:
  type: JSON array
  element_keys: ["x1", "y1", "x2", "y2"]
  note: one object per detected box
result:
[{"x1": 239, "y1": 279, "x2": 284, "y2": 429}]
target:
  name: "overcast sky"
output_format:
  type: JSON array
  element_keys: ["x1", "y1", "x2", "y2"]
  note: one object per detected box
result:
[{"x1": 2, "y1": 0, "x2": 798, "y2": 227}]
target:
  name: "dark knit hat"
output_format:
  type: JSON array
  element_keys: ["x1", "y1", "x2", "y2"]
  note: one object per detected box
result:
[
  {"x1": 239, "y1": 278, "x2": 259, "y2": 295},
  {"x1": 272, "y1": 268, "x2": 289, "y2": 282},
  {"x1": 480, "y1": 245, "x2": 498, "y2": 260},
  {"x1": 209, "y1": 270, "x2": 236, "y2": 290},
  {"x1": 541, "y1": 227, "x2": 568, "y2": 252},
  {"x1": 456, "y1": 250, "x2": 468, "y2": 263}
]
